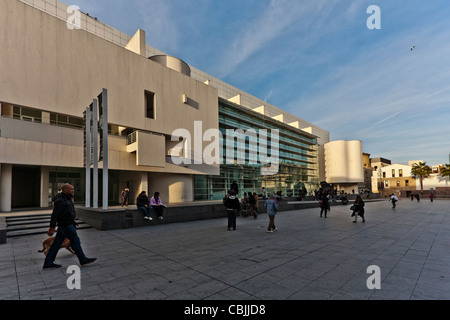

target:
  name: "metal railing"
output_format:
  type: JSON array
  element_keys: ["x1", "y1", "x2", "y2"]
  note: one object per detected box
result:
[{"x1": 127, "y1": 131, "x2": 137, "y2": 145}]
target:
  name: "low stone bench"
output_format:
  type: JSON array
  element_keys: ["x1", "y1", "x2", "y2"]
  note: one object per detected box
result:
[
  {"x1": 124, "y1": 203, "x2": 227, "y2": 228},
  {"x1": 77, "y1": 202, "x2": 228, "y2": 231},
  {"x1": 76, "y1": 199, "x2": 349, "y2": 231}
]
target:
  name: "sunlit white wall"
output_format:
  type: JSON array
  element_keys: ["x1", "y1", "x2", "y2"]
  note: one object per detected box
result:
[{"x1": 325, "y1": 140, "x2": 364, "y2": 183}]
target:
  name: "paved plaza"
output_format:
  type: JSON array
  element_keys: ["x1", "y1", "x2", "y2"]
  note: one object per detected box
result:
[{"x1": 1, "y1": 198, "x2": 449, "y2": 301}]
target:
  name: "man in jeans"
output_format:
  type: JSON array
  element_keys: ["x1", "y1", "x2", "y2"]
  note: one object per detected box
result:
[
  {"x1": 43, "y1": 184, "x2": 96, "y2": 269},
  {"x1": 136, "y1": 191, "x2": 153, "y2": 220}
]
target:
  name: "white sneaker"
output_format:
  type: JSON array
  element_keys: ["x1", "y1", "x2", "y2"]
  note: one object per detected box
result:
[
  {"x1": 158, "y1": 216, "x2": 164, "y2": 220},
  {"x1": 144, "y1": 216, "x2": 153, "y2": 220}
]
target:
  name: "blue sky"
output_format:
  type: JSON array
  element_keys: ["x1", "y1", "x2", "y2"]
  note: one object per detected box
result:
[{"x1": 65, "y1": 0, "x2": 450, "y2": 165}]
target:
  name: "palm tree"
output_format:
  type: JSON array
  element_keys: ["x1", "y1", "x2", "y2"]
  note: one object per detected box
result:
[
  {"x1": 411, "y1": 162, "x2": 432, "y2": 194},
  {"x1": 440, "y1": 164, "x2": 450, "y2": 179}
]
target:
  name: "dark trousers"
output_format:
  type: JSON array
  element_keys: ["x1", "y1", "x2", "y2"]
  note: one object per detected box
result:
[
  {"x1": 43, "y1": 224, "x2": 88, "y2": 267},
  {"x1": 227, "y1": 209, "x2": 237, "y2": 230},
  {"x1": 267, "y1": 215, "x2": 276, "y2": 231},
  {"x1": 320, "y1": 207, "x2": 328, "y2": 217},
  {"x1": 152, "y1": 206, "x2": 164, "y2": 217}
]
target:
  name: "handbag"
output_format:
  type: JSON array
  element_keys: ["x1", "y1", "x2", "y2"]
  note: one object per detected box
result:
[{"x1": 350, "y1": 205, "x2": 356, "y2": 211}]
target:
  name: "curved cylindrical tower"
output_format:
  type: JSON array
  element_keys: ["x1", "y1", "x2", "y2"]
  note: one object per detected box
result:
[
  {"x1": 324, "y1": 140, "x2": 363, "y2": 183},
  {"x1": 148, "y1": 55, "x2": 191, "y2": 77}
]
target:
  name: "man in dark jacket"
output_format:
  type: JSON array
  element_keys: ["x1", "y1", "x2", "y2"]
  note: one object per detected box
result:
[
  {"x1": 136, "y1": 191, "x2": 153, "y2": 220},
  {"x1": 43, "y1": 184, "x2": 96, "y2": 269},
  {"x1": 224, "y1": 190, "x2": 240, "y2": 230}
]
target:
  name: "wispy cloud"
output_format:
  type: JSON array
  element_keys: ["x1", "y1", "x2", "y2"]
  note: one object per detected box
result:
[{"x1": 212, "y1": 0, "x2": 339, "y2": 79}]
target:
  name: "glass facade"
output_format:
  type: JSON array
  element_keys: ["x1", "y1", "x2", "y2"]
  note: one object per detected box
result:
[{"x1": 194, "y1": 98, "x2": 320, "y2": 200}]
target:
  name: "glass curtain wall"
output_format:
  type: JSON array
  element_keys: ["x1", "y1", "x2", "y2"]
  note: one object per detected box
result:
[{"x1": 194, "y1": 99, "x2": 320, "y2": 200}]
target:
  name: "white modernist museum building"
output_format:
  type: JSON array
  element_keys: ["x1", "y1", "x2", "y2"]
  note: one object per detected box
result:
[{"x1": 0, "y1": 0, "x2": 365, "y2": 212}]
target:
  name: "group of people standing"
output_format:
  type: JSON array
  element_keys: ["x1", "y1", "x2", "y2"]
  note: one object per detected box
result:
[{"x1": 223, "y1": 184, "x2": 278, "y2": 233}]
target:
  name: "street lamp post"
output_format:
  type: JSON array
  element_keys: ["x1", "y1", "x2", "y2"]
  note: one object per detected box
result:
[{"x1": 378, "y1": 167, "x2": 383, "y2": 197}]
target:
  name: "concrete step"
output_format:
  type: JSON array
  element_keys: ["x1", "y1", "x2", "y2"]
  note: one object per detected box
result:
[{"x1": 5, "y1": 214, "x2": 92, "y2": 238}]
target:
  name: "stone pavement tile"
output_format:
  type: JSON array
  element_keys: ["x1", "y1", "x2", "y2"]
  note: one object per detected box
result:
[
  {"x1": 255, "y1": 283, "x2": 298, "y2": 300},
  {"x1": 411, "y1": 283, "x2": 450, "y2": 300},
  {"x1": 420, "y1": 262, "x2": 450, "y2": 280},
  {"x1": 233, "y1": 273, "x2": 283, "y2": 296},
  {"x1": 369, "y1": 254, "x2": 403, "y2": 274},
  {"x1": 165, "y1": 289, "x2": 203, "y2": 300},
  {"x1": 277, "y1": 274, "x2": 311, "y2": 292},
  {"x1": 389, "y1": 260, "x2": 424, "y2": 280},
  {"x1": 207, "y1": 268, "x2": 255, "y2": 287},
  {"x1": 207, "y1": 286, "x2": 255, "y2": 300},
  {"x1": 82, "y1": 287, "x2": 134, "y2": 300},
  {"x1": 382, "y1": 273, "x2": 418, "y2": 292},
  {"x1": 234, "y1": 262, "x2": 272, "y2": 277},
  {"x1": 0, "y1": 285, "x2": 20, "y2": 300},
  {"x1": 293, "y1": 262, "x2": 337, "y2": 281},
  {"x1": 97, "y1": 274, "x2": 144, "y2": 293},
  {"x1": 306, "y1": 270, "x2": 355, "y2": 293},
  {"x1": 0, "y1": 267, "x2": 16, "y2": 278},
  {"x1": 128, "y1": 279, "x2": 172, "y2": 299},
  {"x1": 186, "y1": 279, "x2": 230, "y2": 298},
  {"x1": 333, "y1": 275, "x2": 376, "y2": 300},
  {"x1": 369, "y1": 282, "x2": 415, "y2": 300},
  {"x1": 288, "y1": 286, "x2": 332, "y2": 300}
]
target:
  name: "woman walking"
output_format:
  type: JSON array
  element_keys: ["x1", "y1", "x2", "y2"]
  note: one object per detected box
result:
[
  {"x1": 265, "y1": 194, "x2": 278, "y2": 233},
  {"x1": 351, "y1": 195, "x2": 365, "y2": 223},
  {"x1": 319, "y1": 192, "x2": 330, "y2": 218}
]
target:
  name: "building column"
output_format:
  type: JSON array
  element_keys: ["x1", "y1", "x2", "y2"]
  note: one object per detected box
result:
[
  {"x1": 0, "y1": 164, "x2": 12, "y2": 212},
  {"x1": 139, "y1": 172, "x2": 149, "y2": 195},
  {"x1": 40, "y1": 167, "x2": 50, "y2": 208}
]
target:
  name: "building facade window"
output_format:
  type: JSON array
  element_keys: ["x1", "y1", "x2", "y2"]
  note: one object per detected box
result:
[
  {"x1": 145, "y1": 90, "x2": 155, "y2": 119},
  {"x1": 392, "y1": 169, "x2": 395, "y2": 177},
  {"x1": 399, "y1": 169, "x2": 403, "y2": 177},
  {"x1": 405, "y1": 180, "x2": 409, "y2": 186},
  {"x1": 194, "y1": 98, "x2": 320, "y2": 200}
]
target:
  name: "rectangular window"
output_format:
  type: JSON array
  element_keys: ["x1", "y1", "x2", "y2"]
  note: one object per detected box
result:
[
  {"x1": 396, "y1": 181, "x2": 400, "y2": 187},
  {"x1": 405, "y1": 180, "x2": 409, "y2": 186},
  {"x1": 145, "y1": 91, "x2": 155, "y2": 119},
  {"x1": 383, "y1": 172, "x2": 386, "y2": 178},
  {"x1": 399, "y1": 169, "x2": 403, "y2": 177},
  {"x1": 392, "y1": 169, "x2": 395, "y2": 177}
]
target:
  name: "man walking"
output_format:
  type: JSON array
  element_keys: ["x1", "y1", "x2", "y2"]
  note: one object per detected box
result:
[{"x1": 43, "y1": 184, "x2": 96, "y2": 269}]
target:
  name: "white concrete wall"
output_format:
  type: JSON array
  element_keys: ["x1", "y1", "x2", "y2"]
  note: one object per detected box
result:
[
  {"x1": 0, "y1": 0, "x2": 219, "y2": 176},
  {"x1": 420, "y1": 174, "x2": 450, "y2": 190},
  {"x1": 148, "y1": 173, "x2": 194, "y2": 203}
]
